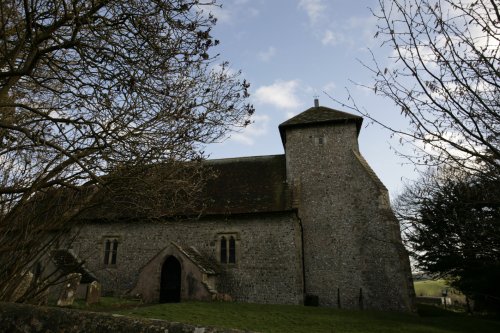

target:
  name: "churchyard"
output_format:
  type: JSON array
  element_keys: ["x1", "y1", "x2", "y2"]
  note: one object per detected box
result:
[
  {"x1": 13, "y1": 278, "x2": 490, "y2": 333},
  {"x1": 64, "y1": 297, "x2": 498, "y2": 333}
]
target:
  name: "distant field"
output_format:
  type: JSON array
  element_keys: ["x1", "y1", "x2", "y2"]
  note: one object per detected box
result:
[
  {"x1": 72, "y1": 298, "x2": 499, "y2": 333},
  {"x1": 414, "y1": 279, "x2": 466, "y2": 304},
  {"x1": 414, "y1": 279, "x2": 450, "y2": 296}
]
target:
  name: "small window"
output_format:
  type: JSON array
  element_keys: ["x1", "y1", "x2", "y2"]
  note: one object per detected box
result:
[
  {"x1": 313, "y1": 136, "x2": 325, "y2": 145},
  {"x1": 111, "y1": 239, "x2": 118, "y2": 265},
  {"x1": 228, "y1": 237, "x2": 236, "y2": 263},
  {"x1": 220, "y1": 237, "x2": 227, "y2": 263},
  {"x1": 103, "y1": 237, "x2": 119, "y2": 266},
  {"x1": 217, "y1": 233, "x2": 238, "y2": 265}
]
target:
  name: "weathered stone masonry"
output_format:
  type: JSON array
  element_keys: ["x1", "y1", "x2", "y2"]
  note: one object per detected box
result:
[
  {"x1": 72, "y1": 211, "x2": 304, "y2": 305},
  {"x1": 62, "y1": 103, "x2": 414, "y2": 311},
  {"x1": 282, "y1": 120, "x2": 413, "y2": 310}
]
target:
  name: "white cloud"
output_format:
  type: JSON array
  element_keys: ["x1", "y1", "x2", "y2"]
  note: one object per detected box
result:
[
  {"x1": 254, "y1": 80, "x2": 302, "y2": 110},
  {"x1": 321, "y1": 29, "x2": 344, "y2": 46},
  {"x1": 303, "y1": 85, "x2": 315, "y2": 95},
  {"x1": 231, "y1": 114, "x2": 270, "y2": 145},
  {"x1": 257, "y1": 46, "x2": 277, "y2": 62},
  {"x1": 414, "y1": 131, "x2": 484, "y2": 169},
  {"x1": 298, "y1": 0, "x2": 378, "y2": 49},
  {"x1": 298, "y1": 0, "x2": 326, "y2": 24},
  {"x1": 322, "y1": 82, "x2": 336, "y2": 93}
]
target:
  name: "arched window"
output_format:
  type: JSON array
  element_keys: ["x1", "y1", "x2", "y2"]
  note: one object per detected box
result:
[
  {"x1": 104, "y1": 240, "x2": 111, "y2": 265},
  {"x1": 103, "y1": 237, "x2": 120, "y2": 265},
  {"x1": 220, "y1": 237, "x2": 227, "y2": 263},
  {"x1": 217, "y1": 233, "x2": 238, "y2": 265},
  {"x1": 111, "y1": 239, "x2": 118, "y2": 265},
  {"x1": 228, "y1": 236, "x2": 236, "y2": 264}
]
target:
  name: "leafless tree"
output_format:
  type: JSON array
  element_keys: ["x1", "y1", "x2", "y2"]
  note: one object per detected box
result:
[
  {"x1": 332, "y1": 0, "x2": 499, "y2": 176},
  {"x1": 0, "y1": 0, "x2": 253, "y2": 302}
]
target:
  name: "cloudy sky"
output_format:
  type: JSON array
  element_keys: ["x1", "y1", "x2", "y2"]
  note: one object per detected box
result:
[{"x1": 204, "y1": 0, "x2": 418, "y2": 197}]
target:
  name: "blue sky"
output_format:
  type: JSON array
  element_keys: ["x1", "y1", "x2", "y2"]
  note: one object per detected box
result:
[{"x1": 204, "y1": 0, "x2": 418, "y2": 198}]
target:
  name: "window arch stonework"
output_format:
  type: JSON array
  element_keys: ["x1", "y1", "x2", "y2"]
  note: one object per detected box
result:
[
  {"x1": 215, "y1": 233, "x2": 240, "y2": 266},
  {"x1": 102, "y1": 236, "x2": 121, "y2": 267}
]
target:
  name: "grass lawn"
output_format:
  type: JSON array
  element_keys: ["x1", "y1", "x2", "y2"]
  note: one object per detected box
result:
[
  {"x1": 414, "y1": 279, "x2": 451, "y2": 297},
  {"x1": 70, "y1": 296, "x2": 141, "y2": 311},
  {"x1": 414, "y1": 279, "x2": 466, "y2": 304},
  {"x1": 75, "y1": 298, "x2": 500, "y2": 333}
]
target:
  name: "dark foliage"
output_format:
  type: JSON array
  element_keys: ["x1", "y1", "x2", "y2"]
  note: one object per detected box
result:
[{"x1": 397, "y1": 169, "x2": 500, "y2": 312}]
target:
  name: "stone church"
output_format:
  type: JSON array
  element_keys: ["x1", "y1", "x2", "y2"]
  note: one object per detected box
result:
[{"x1": 65, "y1": 101, "x2": 415, "y2": 311}]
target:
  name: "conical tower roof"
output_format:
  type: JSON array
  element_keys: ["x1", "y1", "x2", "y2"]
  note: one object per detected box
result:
[{"x1": 278, "y1": 103, "x2": 363, "y2": 145}]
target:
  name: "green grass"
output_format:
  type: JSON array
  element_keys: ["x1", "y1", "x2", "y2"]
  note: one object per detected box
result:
[
  {"x1": 89, "y1": 301, "x2": 497, "y2": 333},
  {"x1": 414, "y1": 279, "x2": 466, "y2": 304},
  {"x1": 414, "y1": 279, "x2": 450, "y2": 297}
]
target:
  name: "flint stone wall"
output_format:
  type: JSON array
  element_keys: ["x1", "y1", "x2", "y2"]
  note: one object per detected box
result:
[
  {"x1": 70, "y1": 211, "x2": 304, "y2": 305},
  {"x1": 285, "y1": 122, "x2": 414, "y2": 311},
  {"x1": 0, "y1": 302, "x2": 253, "y2": 333}
]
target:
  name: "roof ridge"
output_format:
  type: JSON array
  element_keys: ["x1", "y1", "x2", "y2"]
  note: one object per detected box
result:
[
  {"x1": 206, "y1": 154, "x2": 285, "y2": 164},
  {"x1": 280, "y1": 106, "x2": 362, "y2": 128}
]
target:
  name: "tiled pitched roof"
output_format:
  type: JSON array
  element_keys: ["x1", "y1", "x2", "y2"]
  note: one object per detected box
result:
[
  {"x1": 172, "y1": 242, "x2": 219, "y2": 275},
  {"x1": 201, "y1": 154, "x2": 291, "y2": 215},
  {"x1": 76, "y1": 154, "x2": 291, "y2": 221},
  {"x1": 278, "y1": 106, "x2": 363, "y2": 144}
]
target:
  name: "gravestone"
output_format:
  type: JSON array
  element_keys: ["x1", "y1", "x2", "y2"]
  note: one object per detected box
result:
[
  {"x1": 57, "y1": 273, "x2": 82, "y2": 307},
  {"x1": 10, "y1": 272, "x2": 33, "y2": 302},
  {"x1": 86, "y1": 281, "x2": 101, "y2": 305}
]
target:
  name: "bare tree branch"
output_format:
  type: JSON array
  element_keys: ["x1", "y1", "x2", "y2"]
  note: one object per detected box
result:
[
  {"x1": 330, "y1": 0, "x2": 499, "y2": 177},
  {"x1": 0, "y1": 0, "x2": 253, "y2": 303}
]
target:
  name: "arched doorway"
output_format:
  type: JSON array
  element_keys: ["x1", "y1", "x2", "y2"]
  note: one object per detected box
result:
[{"x1": 160, "y1": 256, "x2": 181, "y2": 303}]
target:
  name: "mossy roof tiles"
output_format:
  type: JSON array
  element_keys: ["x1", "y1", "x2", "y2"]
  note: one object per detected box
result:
[
  {"x1": 202, "y1": 154, "x2": 291, "y2": 215},
  {"x1": 172, "y1": 242, "x2": 219, "y2": 274},
  {"x1": 76, "y1": 154, "x2": 291, "y2": 221}
]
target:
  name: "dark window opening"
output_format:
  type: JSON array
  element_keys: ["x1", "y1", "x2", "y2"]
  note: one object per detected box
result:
[
  {"x1": 104, "y1": 238, "x2": 119, "y2": 265},
  {"x1": 220, "y1": 237, "x2": 227, "y2": 263},
  {"x1": 219, "y1": 234, "x2": 237, "y2": 264},
  {"x1": 111, "y1": 240, "x2": 118, "y2": 265},
  {"x1": 228, "y1": 236, "x2": 236, "y2": 263},
  {"x1": 104, "y1": 240, "x2": 111, "y2": 265}
]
